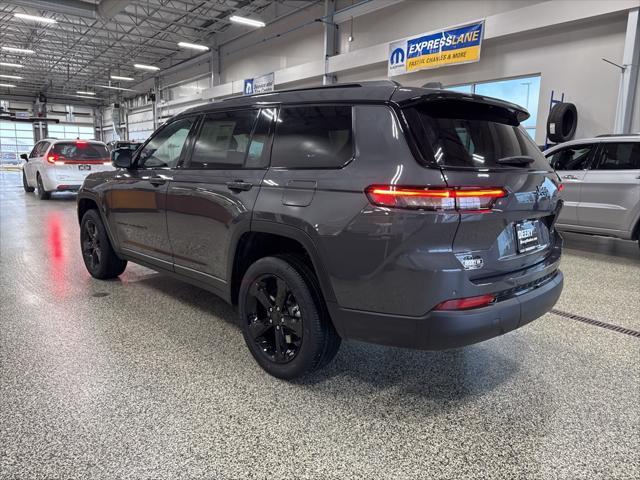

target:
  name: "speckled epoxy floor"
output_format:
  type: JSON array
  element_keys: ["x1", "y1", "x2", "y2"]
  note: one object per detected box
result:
[{"x1": 1, "y1": 170, "x2": 639, "y2": 479}]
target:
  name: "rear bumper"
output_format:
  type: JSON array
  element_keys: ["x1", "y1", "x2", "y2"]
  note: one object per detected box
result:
[{"x1": 328, "y1": 270, "x2": 563, "y2": 350}]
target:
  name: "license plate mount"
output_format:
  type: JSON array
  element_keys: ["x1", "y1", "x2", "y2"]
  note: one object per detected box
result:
[{"x1": 515, "y1": 220, "x2": 540, "y2": 254}]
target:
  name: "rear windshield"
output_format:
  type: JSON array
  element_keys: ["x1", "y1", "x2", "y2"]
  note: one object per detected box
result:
[
  {"x1": 404, "y1": 100, "x2": 550, "y2": 170},
  {"x1": 52, "y1": 142, "x2": 109, "y2": 160}
]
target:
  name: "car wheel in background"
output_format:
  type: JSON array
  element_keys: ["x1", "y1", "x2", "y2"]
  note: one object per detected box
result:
[
  {"x1": 80, "y1": 209, "x2": 127, "y2": 279},
  {"x1": 36, "y1": 173, "x2": 51, "y2": 200},
  {"x1": 239, "y1": 254, "x2": 341, "y2": 380},
  {"x1": 22, "y1": 171, "x2": 34, "y2": 192}
]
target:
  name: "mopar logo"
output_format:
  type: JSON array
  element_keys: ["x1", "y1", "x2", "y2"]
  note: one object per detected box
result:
[{"x1": 390, "y1": 47, "x2": 405, "y2": 65}]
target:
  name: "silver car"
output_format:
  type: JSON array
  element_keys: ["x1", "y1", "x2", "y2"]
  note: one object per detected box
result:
[{"x1": 544, "y1": 135, "x2": 640, "y2": 247}]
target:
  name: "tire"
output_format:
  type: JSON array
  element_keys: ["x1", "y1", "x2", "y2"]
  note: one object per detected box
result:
[
  {"x1": 239, "y1": 254, "x2": 341, "y2": 379},
  {"x1": 22, "y1": 171, "x2": 34, "y2": 192},
  {"x1": 36, "y1": 173, "x2": 51, "y2": 200},
  {"x1": 80, "y1": 209, "x2": 127, "y2": 279},
  {"x1": 547, "y1": 102, "x2": 578, "y2": 143}
]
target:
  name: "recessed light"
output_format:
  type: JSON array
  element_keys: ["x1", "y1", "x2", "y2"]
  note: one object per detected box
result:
[
  {"x1": 178, "y1": 41, "x2": 209, "y2": 51},
  {"x1": 0, "y1": 74, "x2": 22, "y2": 80},
  {"x1": 229, "y1": 15, "x2": 266, "y2": 28},
  {"x1": 110, "y1": 75, "x2": 134, "y2": 81},
  {"x1": 14, "y1": 13, "x2": 57, "y2": 24},
  {"x1": 134, "y1": 64, "x2": 160, "y2": 71},
  {"x1": 1, "y1": 46, "x2": 35, "y2": 54}
]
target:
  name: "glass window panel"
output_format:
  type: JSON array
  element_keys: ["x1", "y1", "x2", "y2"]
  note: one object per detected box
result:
[{"x1": 474, "y1": 76, "x2": 540, "y2": 129}]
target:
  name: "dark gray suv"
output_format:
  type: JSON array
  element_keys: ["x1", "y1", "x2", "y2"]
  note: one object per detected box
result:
[{"x1": 77, "y1": 82, "x2": 564, "y2": 379}]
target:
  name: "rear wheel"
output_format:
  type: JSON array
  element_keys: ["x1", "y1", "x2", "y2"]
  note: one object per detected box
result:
[
  {"x1": 239, "y1": 255, "x2": 341, "y2": 379},
  {"x1": 80, "y1": 209, "x2": 127, "y2": 279},
  {"x1": 36, "y1": 173, "x2": 50, "y2": 200},
  {"x1": 22, "y1": 171, "x2": 34, "y2": 192}
]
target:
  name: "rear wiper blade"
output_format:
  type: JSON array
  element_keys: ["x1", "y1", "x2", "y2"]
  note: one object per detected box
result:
[{"x1": 496, "y1": 155, "x2": 536, "y2": 166}]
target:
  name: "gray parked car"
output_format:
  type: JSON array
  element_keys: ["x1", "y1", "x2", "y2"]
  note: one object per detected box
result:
[
  {"x1": 544, "y1": 135, "x2": 640, "y2": 246},
  {"x1": 77, "y1": 82, "x2": 564, "y2": 379}
]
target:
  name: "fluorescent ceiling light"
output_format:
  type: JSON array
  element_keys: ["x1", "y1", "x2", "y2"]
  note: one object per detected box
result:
[
  {"x1": 110, "y1": 75, "x2": 134, "y2": 81},
  {"x1": 95, "y1": 84, "x2": 136, "y2": 92},
  {"x1": 14, "y1": 13, "x2": 57, "y2": 24},
  {"x1": 178, "y1": 41, "x2": 209, "y2": 51},
  {"x1": 1, "y1": 46, "x2": 35, "y2": 54},
  {"x1": 75, "y1": 95, "x2": 100, "y2": 100},
  {"x1": 134, "y1": 63, "x2": 160, "y2": 71},
  {"x1": 0, "y1": 74, "x2": 22, "y2": 80},
  {"x1": 76, "y1": 91, "x2": 95, "y2": 95},
  {"x1": 0, "y1": 62, "x2": 23, "y2": 68},
  {"x1": 229, "y1": 15, "x2": 266, "y2": 28},
  {"x1": 0, "y1": 83, "x2": 16, "y2": 88}
]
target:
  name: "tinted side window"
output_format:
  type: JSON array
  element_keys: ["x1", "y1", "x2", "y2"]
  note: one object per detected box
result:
[
  {"x1": 189, "y1": 110, "x2": 258, "y2": 169},
  {"x1": 138, "y1": 117, "x2": 195, "y2": 169},
  {"x1": 271, "y1": 106, "x2": 353, "y2": 169},
  {"x1": 596, "y1": 142, "x2": 640, "y2": 170},
  {"x1": 550, "y1": 144, "x2": 594, "y2": 170}
]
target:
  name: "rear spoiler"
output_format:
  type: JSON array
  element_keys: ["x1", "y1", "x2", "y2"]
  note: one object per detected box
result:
[{"x1": 393, "y1": 90, "x2": 530, "y2": 125}]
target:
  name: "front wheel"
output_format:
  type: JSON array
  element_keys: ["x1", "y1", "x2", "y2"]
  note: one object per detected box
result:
[
  {"x1": 22, "y1": 171, "x2": 34, "y2": 192},
  {"x1": 239, "y1": 255, "x2": 341, "y2": 379},
  {"x1": 80, "y1": 209, "x2": 127, "y2": 279}
]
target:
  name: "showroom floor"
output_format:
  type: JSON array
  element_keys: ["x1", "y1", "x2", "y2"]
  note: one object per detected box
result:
[{"x1": 1, "y1": 170, "x2": 638, "y2": 479}]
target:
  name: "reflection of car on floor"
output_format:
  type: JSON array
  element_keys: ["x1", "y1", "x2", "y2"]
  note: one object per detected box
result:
[
  {"x1": 21, "y1": 139, "x2": 113, "y2": 200},
  {"x1": 544, "y1": 135, "x2": 640, "y2": 247},
  {"x1": 77, "y1": 82, "x2": 564, "y2": 379}
]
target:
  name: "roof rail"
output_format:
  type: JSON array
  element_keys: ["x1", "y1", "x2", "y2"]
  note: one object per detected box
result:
[{"x1": 222, "y1": 80, "x2": 401, "y2": 101}]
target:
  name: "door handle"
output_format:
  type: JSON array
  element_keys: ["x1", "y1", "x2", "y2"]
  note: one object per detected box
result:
[
  {"x1": 149, "y1": 175, "x2": 171, "y2": 186},
  {"x1": 562, "y1": 175, "x2": 578, "y2": 180},
  {"x1": 226, "y1": 180, "x2": 253, "y2": 192}
]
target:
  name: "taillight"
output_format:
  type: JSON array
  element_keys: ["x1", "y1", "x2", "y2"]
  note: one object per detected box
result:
[
  {"x1": 365, "y1": 186, "x2": 507, "y2": 211},
  {"x1": 435, "y1": 294, "x2": 496, "y2": 311},
  {"x1": 47, "y1": 154, "x2": 58, "y2": 164},
  {"x1": 558, "y1": 183, "x2": 565, "y2": 192}
]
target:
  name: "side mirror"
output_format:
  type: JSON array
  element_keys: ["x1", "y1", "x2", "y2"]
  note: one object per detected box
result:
[
  {"x1": 20, "y1": 153, "x2": 28, "y2": 162},
  {"x1": 111, "y1": 147, "x2": 134, "y2": 169}
]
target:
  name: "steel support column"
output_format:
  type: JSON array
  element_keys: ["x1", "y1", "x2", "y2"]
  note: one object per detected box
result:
[
  {"x1": 614, "y1": 8, "x2": 640, "y2": 134},
  {"x1": 322, "y1": 0, "x2": 338, "y2": 85}
]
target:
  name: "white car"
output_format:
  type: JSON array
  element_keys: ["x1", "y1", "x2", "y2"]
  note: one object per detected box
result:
[{"x1": 21, "y1": 139, "x2": 113, "y2": 199}]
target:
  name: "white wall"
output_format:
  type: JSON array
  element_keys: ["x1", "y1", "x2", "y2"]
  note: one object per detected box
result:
[{"x1": 339, "y1": 14, "x2": 628, "y2": 143}]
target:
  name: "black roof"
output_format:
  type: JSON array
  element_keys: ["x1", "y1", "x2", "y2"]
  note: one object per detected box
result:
[{"x1": 176, "y1": 80, "x2": 530, "y2": 123}]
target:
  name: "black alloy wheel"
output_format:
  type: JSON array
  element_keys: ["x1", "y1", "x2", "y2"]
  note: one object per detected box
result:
[
  {"x1": 79, "y1": 209, "x2": 127, "y2": 279},
  {"x1": 239, "y1": 255, "x2": 341, "y2": 379},
  {"x1": 81, "y1": 218, "x2": 102, "y2": 272},
  {"x1": 245, "y1": 274, "x2": 304, "y2": 364}
]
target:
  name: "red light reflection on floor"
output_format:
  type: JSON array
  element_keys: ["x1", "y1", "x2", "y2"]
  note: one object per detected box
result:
[{"x1": 46, "y1": 212, "x2": 70, "y2": 297}]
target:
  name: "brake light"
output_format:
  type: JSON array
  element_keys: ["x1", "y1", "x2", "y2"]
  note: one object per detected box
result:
[
  {"x1": 435, "y1": 294, "x2": 496, "y2": 311},
  {"x1": 47, "y1": 154, "x2": 58, "y2": 164},
  {"x1": 365, "y1": 186, "x2": 507, "y2": 211}
]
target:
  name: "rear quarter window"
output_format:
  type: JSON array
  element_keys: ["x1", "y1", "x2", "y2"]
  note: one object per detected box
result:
[{"x1": 271, "y1": 105, "x2": 353, "y2": 169}]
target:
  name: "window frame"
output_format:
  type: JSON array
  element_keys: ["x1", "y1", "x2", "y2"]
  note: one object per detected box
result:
[
  {"x1": 550, "y1": 143, "x2": 598, "y2": 171},
  {"x1": 269, "y1": 103, "x2": 356, "y2": 171},
  {"x1": 133, "y1": 115, "x2": 199, "y2": 170},
  {"x1": 591, "y1": 141, "x2": 640, "y2": 171},
  {"x1": 181, "y1": 107, "x2": 273, "y2": 171}
]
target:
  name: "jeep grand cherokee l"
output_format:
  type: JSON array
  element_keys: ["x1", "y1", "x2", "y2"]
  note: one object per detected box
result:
[{"x1": 77, "y1": 82, "x2": 564, "y2": 379}]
